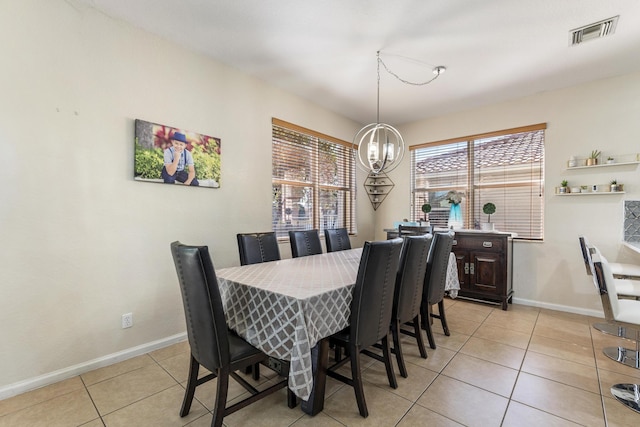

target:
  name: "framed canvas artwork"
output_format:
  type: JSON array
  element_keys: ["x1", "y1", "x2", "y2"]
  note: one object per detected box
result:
[{"x1": 134, "y1": 119, "x2": 221, "y2": 188}]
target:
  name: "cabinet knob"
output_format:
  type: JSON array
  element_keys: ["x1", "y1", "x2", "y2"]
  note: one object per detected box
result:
[
  {"x1": 482, "y1": 241, "x2": 493, "y2": 248},
  {"x1": 464, "y1": 262, "x2": 469, "y2": 274},
  {"x1": 470, "y1": 263, "x2": 475, "y2": 274}
]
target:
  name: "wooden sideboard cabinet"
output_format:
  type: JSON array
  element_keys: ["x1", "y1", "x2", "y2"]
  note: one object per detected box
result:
[{"x1": 451, "y1": 231, "x2": 513, "y2": 310}]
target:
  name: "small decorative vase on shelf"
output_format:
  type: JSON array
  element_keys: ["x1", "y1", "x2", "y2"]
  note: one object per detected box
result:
[{"x1": 448, "y1": 203, "x2": 463, "y2": 229}]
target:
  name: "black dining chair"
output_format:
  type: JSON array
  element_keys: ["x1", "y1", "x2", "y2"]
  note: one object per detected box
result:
[
  {"x1": 327, "y1": 238, "x2": 403, "y2": 418},
  {"x1": 289, "y1": 229, "x2": 323, "y2": 258},
  {"x1": 392, "y1": 234, "x2": 432, "y2": 377},
  {"x1": 170, "y1": 241, "x2": 290, "y2": 427},
  {"x1": 324, "y1": 228, "x2": 352, "y2": 252},
  {"x1": 236, "y1": 232, "x2": 281, "y2": 379},
  {"x1": 237, "y1": 232, "x2": 281, "y2": 265},
  {"x1": 421, "y1": 231, "x2": 454, "y2": 349}
]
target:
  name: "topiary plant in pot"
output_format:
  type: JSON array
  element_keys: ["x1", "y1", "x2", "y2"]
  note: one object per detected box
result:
[
  {"x1": 481, "y1": 202, "x2": 496, "y2": 231},
  {"x1": 420, "y1": 203, "x2": 432, "y2": 225}
]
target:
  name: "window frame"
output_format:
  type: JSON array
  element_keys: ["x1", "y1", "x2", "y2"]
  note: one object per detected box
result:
[
  {"x1": 271, "y1": 118, "x2": 356, "y2": 239},
  {"x1": 410, "y1": 123, "x2": 546, "y2": 241}
]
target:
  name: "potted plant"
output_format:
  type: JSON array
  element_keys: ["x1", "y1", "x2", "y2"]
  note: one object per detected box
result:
[
  {"x1": 606, "y1": 156, "x2": 615, "y2": 164},
  {"x1": 559, "y1": 180, "x2": 569, "y2": 194},
  {"x1": 420, "y1": 203, "x2": 432, "y2": 225},
  {"x1": 587, "y1": 150, "x2": 601, "y2": 166},
  {"x1": 610, "y1": 179, "x2": 624, "y2": 192},
  {"x1": 481, "y1": 202, "x2": 496, "y2": 231}
]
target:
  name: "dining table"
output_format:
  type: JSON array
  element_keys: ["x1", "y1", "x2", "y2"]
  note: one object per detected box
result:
[
  {"x1": 216, "y1": 248, "x2": 363, "y2": 415},
  {"x1": 215, "y1": 245, "x2": 461, "y2": 416}
]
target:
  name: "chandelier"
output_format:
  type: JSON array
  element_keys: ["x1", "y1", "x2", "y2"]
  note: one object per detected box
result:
[{"x1": 354, "y1": 52, "x2": 446, "y2": 174}]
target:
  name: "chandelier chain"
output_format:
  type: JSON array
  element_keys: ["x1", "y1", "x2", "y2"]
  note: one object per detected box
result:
[
  {"x1": 378, "y1": 56, "x2": 441, "y2": 86},
  {"x1": 376, "y1": 52, "x2": 381, "y2": 123}
]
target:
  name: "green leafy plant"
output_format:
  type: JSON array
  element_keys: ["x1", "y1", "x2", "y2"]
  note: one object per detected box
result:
[
  {"x1": 607, "y1": 156, "x2": 614, "y2": 161},
  {"x1": 482, "y1": 202, "x2": 496, "y2": 223},
  {"x1": 561, "y1": 180, "x2": 568, "y2": 187},
  {"x1": 134, "y1": 143, "x2": 163, "y2": 179},
  {"x1": 191, "y1": 144, "x2": 221, "y2": 183},
  {"x1": 589, "y1": 150, "x2": 601, "y2": 159},
  {"x1": 420, "y1": 203, "x2": 432, "y2": 222},
  {"x1": 610, "y1": 179, "x2": 617, "y2": 185}
]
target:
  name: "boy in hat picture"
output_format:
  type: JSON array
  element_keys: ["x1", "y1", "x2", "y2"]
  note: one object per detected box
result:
[{"x1": 161, "y1": 132, "x2": 199, "y2": 186}]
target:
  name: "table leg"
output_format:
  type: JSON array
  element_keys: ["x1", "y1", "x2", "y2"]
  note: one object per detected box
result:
[{"x1": 301, "y1": 338, "x2": 329, "y2": 415}]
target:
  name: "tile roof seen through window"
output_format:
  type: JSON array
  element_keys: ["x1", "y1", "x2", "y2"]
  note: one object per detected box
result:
[{"x1": 416, "y1": 131, "x2": 544, "y2": 174}]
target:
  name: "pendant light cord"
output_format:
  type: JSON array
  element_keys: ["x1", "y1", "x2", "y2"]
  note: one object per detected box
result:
[
  {"x1": 378, "y1": 54, "x2": 443, "y2": 86},
  {"x1": 376, "y1": 51, "x2": 381, "y2": 124}
]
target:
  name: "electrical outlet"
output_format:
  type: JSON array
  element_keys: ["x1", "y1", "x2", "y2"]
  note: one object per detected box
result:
[{"x1": 122, "y1": 313, "x2": 133, "y2": 329}]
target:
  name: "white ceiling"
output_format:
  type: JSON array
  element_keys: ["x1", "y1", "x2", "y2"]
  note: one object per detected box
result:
[{"x1": 79, "y1": 0, "x2": 640, "y2": 125}]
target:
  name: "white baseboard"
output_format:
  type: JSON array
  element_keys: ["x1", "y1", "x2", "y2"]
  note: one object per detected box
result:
[
  {"x1": 512, "y1": 297, "x2": 604, "y2": 318},
  {"x1": 0, "y1": 332, "x2": 187, "y2": 401}
]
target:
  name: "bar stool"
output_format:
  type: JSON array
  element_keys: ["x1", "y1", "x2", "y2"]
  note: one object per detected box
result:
[
  {"x1": 579, "y1": 237, "x2": 640, "y2": 339},
  {"x1": 591, "y1": 247, "x2": 640, "y2": 413}
]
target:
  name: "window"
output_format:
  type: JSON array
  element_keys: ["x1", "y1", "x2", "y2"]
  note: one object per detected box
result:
[
  {"x1": 272, "y1": 118, "x2": 356, "y2": 238},
  {"x1": 410, "y1": 124, "x2": 546, "y2": 240}
]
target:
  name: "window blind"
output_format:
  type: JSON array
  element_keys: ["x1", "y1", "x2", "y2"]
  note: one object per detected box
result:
[
  {"x1": 410, "y1": 124, "x2": 546, "y2": 240},
  {"x1": 272, "y1": 119, "x2": 356, "y2": 238}
]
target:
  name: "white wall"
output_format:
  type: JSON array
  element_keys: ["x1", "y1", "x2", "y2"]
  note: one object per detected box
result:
[
  {"x1": 0, "y1": 0, "x2": 372, "y2": 396},
  {"x1": 375, "y1": 72, "x2": 640, "y2": 314},
  {"x1": 4, "y1": 0, "x2": 640, "y2": 399}
]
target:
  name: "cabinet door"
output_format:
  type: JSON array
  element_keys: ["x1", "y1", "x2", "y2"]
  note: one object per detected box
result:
[{"x1": 469, "y1": 251, "x2": 503, "y2": 295}]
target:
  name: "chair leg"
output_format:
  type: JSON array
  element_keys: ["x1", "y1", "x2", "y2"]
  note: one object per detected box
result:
[
  {"x1": 421, "y1": 304, "x2": 437, "y2": 349},
  {"x1": 334, "y1": 344, "x2": 342, "y2": 362},
  {"x1": 425, "y1": 314, "x2": 436, "y2": 349},
  {"x1": 180, "y1": 355, "x2": 200, "y2": 417},
  {"x1": 413, "y1": 315, "x2": 428, "y2": 359},
  {"x1": 381, "y1": 335, "x2": 398, "y2": 389},
  {"x1": 350, "y1": 346, "x2": 368, "y2": 418},
  {"x1": 391, "y1": 320, "x2": 408, "y2": 378},
  {"x1": 438, "y1": 300, "x2": 450, "y2": 336},
  {"x1": 287, "y1": 388, "x2": 298, "y2": 408},
  {"x1": 252, "y1": 363, "x2": 260, "y2": 381},
  {"x1": 212, "y1": 367, "x2": 230, "y2": 427}
]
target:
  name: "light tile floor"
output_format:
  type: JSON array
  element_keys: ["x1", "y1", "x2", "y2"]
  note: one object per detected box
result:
[{"x1": 2, "y1": 298, "x2": 640, "y2": 426}]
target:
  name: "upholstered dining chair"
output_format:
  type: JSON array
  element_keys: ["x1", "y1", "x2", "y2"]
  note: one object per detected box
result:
[
  {"x1": 237, "y1": 232, "x2": 281, "y2": 265},
  {"x1": 421, "y1": 231, "x2": 454, "y2": 349},
  {"x1": 289, "y1": 229, "x2": 323, "y2": 258},
  {"x1": 324, "y1": 228, "x2": 352, "y2": 252},
  {"x1": 391, "y1": 234, "x2": 432, "y2": 377},
  {"x1": 170, "y1": 241, "x2": 290, "y2": 427},
  {"x1": 236, "y1": 232, "x2": 281, "y2": 379},
  {"x1": 327, "y1": 238, "x2": 403, "y2": 418}
]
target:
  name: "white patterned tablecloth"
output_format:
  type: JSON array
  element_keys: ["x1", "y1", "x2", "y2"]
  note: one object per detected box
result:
[
  {"x1": 446, "y1": 252, "x2": 461, "y2": 298},
  {"x1": 217, "y1": 248, "x2": 362, "y2": 401}
]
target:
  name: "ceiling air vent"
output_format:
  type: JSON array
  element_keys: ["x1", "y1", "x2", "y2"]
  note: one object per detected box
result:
[{"x1": 570, "y1": 16, "x2": 618, "y2": 46}]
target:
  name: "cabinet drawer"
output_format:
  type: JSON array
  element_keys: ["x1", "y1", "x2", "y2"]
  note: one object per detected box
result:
[{"x1": 453, "y1": 235, "x2": 505, "y2": 251}]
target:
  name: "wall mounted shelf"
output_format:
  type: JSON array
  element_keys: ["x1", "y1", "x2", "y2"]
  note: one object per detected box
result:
[
  {"x1": 556, "y1": 192, "x2": 625, "y2": 196},
  {"x1": 565, "y1": 161, "x2": 639, "y2": 171},
  {"x1": 364, "y1": 172, "x2": 394, "y2": 210}
]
